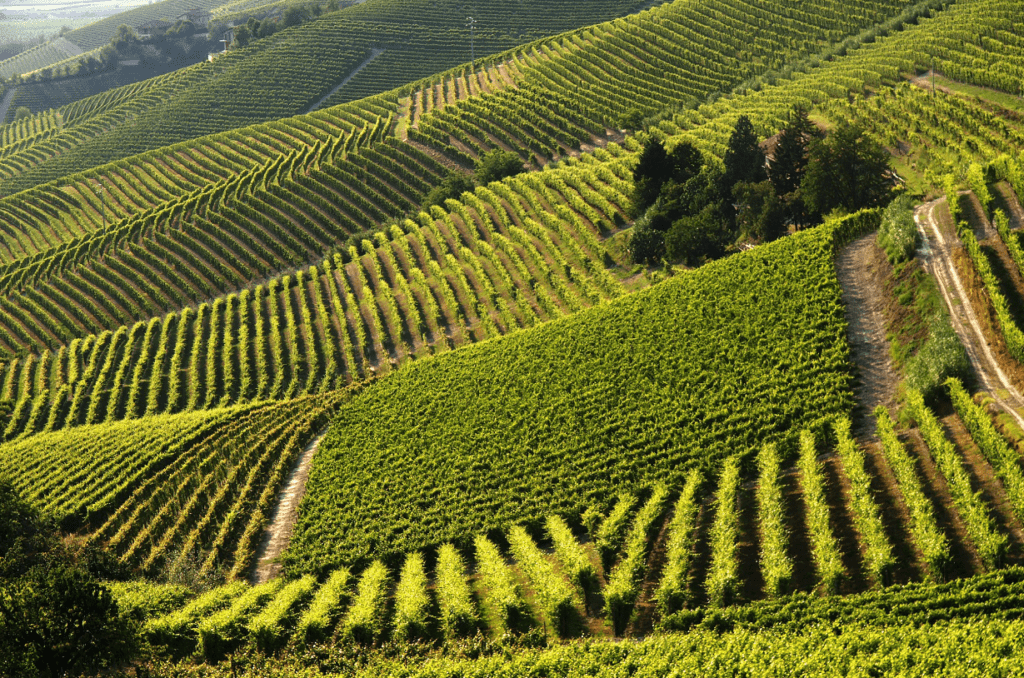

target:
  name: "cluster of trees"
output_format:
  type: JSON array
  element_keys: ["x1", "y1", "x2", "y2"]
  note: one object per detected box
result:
[
  {"x1": 422, "y1": 150, "x2": 525, "y2": 210},
  {"x1": 9, "y1": 23, "x2": 218, "y2": 86},
  {"x1": 629, "y1": 108, "x2": 893, "y2": 266},
  {"x1": 0, "y1": 479, "x2": 137, "y2": 677},
  {"x1": 231, "y1": 1, "x2": 339, "y2": 48}
]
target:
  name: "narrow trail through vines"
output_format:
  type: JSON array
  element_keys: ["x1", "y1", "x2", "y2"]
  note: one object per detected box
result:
[
  {"x1": 308, "y1": 48, "x2": 385, "y2": 113},
  {"x1": 251, "y1": 426, "x2": 330, "y2": 584},
  {"x1": 836, "y1": 232, "x2": 898, "y2": 439},
  {"x1": 915, "y1": 198, "x2": 1024, "y2": 430}
]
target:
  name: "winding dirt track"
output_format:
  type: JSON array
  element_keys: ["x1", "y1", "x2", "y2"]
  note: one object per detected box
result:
[
  {"x1": 914, "y1": 198, "x2": 1024, "y2": 429},
  {"x1": 308, "y1": 48, "x2": 385, "y2": 114},
  {"x1": 836, "y1": 233, "x2": 898, "y2": 438},
  {"x1": 251, "y1": 427, "x2": 330, "y2": 583}
]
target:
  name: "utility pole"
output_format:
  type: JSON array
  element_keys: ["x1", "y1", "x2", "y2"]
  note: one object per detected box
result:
[
  {"x1": 931, "y1": 54, "x2": 935, "y2": 97},
  {"x1": 467, "y1": 16, "x2": 476, "y2": 71}
]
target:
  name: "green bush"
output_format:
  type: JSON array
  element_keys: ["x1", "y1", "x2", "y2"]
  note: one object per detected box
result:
[
  {"x1": 877, "y1": 194, "x2": 919, "y2": 263},
  {"x1": 905, "y1": 318, "x2": 970, "y2": 403},
  {"x1": 0, "y1": 564, "x2": 137, "y2": 678},
  {"x1": 475, "y1": 150, "x2": 524, "y2": 185}
]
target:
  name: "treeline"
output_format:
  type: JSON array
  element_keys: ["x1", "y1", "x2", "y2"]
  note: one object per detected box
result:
[{"x1": 629, "y1": 108, "x2": 894, "y2": 266}]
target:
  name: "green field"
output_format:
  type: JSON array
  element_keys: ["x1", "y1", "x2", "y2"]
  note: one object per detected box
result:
[{"x1": 1, "y1": 0, "x2": 1024, "y2": 673}]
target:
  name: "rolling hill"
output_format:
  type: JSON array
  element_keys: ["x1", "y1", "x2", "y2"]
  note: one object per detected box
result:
[{"x1": 1, "y1": 0, "x2": 1024, "y2": 673}]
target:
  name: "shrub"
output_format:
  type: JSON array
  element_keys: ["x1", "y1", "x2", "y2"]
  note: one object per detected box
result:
[
  {"x1": 0, "y1": 564, "x2": 137, "y2": 678},
  {"x1": 877, "y1": 194, "x2": 919, "y2": 263},
  {"x1": 475, "y1": 150, "x2": 524, "y2": 185}
]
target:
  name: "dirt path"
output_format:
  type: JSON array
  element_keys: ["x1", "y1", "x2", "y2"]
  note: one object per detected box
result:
[
  {"x1": 915, "y1": 199, "x2": 1024, "y2": 430},
  {"x1": 836, "y1": 233, "x2": 899, "y2": 438},
  {"x1": 308, "y1": 48, "x2": 385, "y2": 114},
  {"x1": 250, "y1": 427, "x2": 330, "y2": 583}
]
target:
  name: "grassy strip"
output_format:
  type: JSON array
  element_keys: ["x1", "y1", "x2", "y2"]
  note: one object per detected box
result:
[
  {"x1": 144, "y1": 581, "x2": 247, "y2": 654},
  {"x1": 392, "y1": 553, "x2": 431, "y2": 642},
  {"x1": 594, "y1": 494, "x2": 637, "y2": 569},
  {"x1": 248, "y1": 575, "x2": 317, "y2": 653},
  {"x1": 948, "y1": 378, "x2": 1024, "y2": 524},
  {"x1": 341, "y1": 562, "x2": 391, "y2": 644},
  {"x1": 604, "y1": 484, "x2": 670, "y2": 634},
  {"x1": 956, "y1": 218, "x2": 1024, "y2": 363},
  {"x1": 705, "y1": 456, "x2": 741, "y2": 607},
  {"x1": 507, "y1": 525, "x2": 574, "y2": 638},
  {"x1": 197, "y1": 579, "x2": 283, "y2": 662},
  {"x1": 436, "y1": 544, "x2": 477, "y2": 638},
  {"x1": 654, "y1": 470, "x2": 702, "y2": 616},
  {"x1": 545, "y1": 515, "x2": 598, "y2": 595},
  {"x1": 473, "y1": 535, "x2": 529, "y2": 634},
  {"x1": 295, "y1": 568, "x2": 350, "y2": 645}
]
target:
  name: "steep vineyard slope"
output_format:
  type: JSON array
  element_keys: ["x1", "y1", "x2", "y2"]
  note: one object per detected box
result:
[
  {"x1": 0, "y1": 0, "x2": 661, "y2": 196},
  {"x1": 285, "y1": 214, "x2": 871, "y2": 572},
  {"x1": 0, "y1": 0, "x2": 917, "y2": 263}
]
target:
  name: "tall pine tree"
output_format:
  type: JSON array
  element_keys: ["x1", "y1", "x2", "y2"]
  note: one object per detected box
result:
[
  {"x1": 769, "y1": 106, "x2": 819, "y2": 196},
  {"x1": 722, "y1": 115, "x2": 766, "y2": 191}
]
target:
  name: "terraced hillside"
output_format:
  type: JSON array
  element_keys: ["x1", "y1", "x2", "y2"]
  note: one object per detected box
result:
[
  {"x1": 0, "y1": 38, "x2": 83, "y2": 81},
  {"x1": 0, "y1": 0, "x2": 1017, "y2": 436},
  {"x1": 3, "y1": 0, "x2": 1024, "y2": 674},
  {"x1": 0, "y1": 0, "x2": 661, "y2": 196},
  {"x1": 111, "y1": 382, "x2": 1024, "y2": 648},
  {"x1": 0, "y1": 0, "x2": 946, "y2": 358},
  {"x1": 286, "y1": 214, "x2": 870, "y2": 572}
]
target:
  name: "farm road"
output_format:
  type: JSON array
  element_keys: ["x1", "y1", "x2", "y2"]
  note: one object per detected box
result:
[
  {"x1": 836, "y1": 232, "x2": 898, "y2": 438},
  {"x1": 251, "y1": 427, "x2": 330, "y2": 583},
  {"x1": 915, "y1": 198, "x2": 1024, "y2": 430}
]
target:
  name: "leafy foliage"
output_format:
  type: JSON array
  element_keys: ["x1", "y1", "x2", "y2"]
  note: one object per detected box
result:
[
  {"x1": 0, "y1": 564, "x2": 137, "y2": 678},
  {"x1": 289, "y1": 221, "x2": 858, "y2": 572}
]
